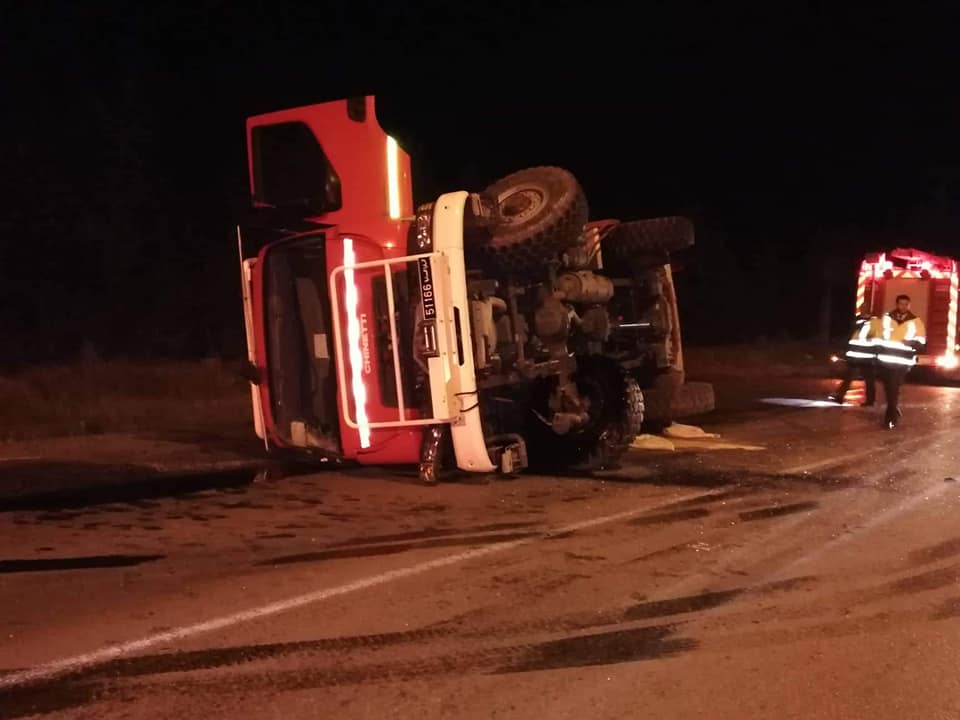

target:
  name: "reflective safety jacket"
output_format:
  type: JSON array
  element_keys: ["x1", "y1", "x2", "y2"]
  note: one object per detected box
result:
[
  {"x1": 877, "y1": 311, "x2": 926, "y2": 368},
  {"x1": 844, "y1": 314, "x2": 880, "y2": 364}
]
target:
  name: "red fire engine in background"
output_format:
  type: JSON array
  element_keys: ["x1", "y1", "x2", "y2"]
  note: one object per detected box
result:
[{"x1": 851, "y1": 247, "x2": 960, "y2": 376}]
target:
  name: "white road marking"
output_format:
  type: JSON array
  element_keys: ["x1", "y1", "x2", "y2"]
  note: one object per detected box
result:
[{"x1": 0, "y1": 488, "x2": 718, "y2": 689}]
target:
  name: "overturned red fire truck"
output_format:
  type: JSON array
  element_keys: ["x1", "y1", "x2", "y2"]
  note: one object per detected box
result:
[{"x1": 237, "y1": 96, "x2": 713, "y2": 481}]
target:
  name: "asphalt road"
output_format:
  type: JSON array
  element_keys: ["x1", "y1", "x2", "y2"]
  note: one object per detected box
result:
[{"x1": 3, "y1": 377, "x2": 960, "y2": 719}]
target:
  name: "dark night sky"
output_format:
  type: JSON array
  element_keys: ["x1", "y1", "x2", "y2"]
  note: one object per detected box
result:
[{"x1": 3, "y1": 2, "x2": 960, "y2": 365}]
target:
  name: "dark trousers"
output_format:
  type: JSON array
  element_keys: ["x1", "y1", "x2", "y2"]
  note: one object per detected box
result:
[
  {"x1": 881, "y1": 365, "x2": 910, "y2": 423},
  {"x1": 835, "y1": 362, "x2": 876, "y2": 405}
]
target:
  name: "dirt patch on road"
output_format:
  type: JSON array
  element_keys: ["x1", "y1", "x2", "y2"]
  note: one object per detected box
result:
[
  {"x1": 738, "y1": 501, "x2": 820, "y2": 521},
  {"x1": 0, "y1": 464, "x2": 263, "y2": 511},
  {"x1": 890, "y1": 562, "x2": 960, "y2": 594},
  {"x1": 0, "y1": 554, "x2": 163, "y2": 574},
  {"x1": 258, "y1": 530, "x2": 540, "y2": 566}
]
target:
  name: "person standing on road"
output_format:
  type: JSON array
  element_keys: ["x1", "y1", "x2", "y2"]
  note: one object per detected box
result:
[
  {"x1": 876, "y1": 294, "x2": 926, "y2": 429},
  {"x1": 830, "y1": 311, "x2": 880, "y2": 406}
]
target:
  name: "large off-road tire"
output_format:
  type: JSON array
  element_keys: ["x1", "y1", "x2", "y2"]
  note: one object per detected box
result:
[
  {"x1": 602, "y1": 216, "x2": 694, "y2": 266},
  {"x1": 642, "y1": 378, "x2": 715, "y2": 431},
  {"x1": 477, "y1": 166, "x2": 588, "y2": 275},
  {"x1": 671, "y1": 381, "x2": 715, "y2": 418},
  {"x1": 527, "y1": 357, "x2": 644, "y2": 472}
]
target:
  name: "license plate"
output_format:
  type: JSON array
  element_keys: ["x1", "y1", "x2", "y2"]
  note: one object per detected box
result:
[{"x1": 418, "y1": 257, "x2": 437, "y2": 319}]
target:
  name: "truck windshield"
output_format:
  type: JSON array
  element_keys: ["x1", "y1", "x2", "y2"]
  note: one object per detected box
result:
[{"x1": 251, "y1": 121, "x2": 342, "y2": 216}]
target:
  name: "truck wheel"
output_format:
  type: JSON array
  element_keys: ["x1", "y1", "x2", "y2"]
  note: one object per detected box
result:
[
  {"x1": 577, "y1": 359, "x2": 645, "y2": 470},
  {"x1": 671, "y1": 381, "x2": 715, "y2": 418},
  {"x1": 602, "y1": 216, "x2": 694, "y2": 265},
  {"x1": 638, "y1": 370, "x2": 678, "y2": 430},
  {"x1": 643, "y1": 379, "x2": 715, "y2": 431},
  {"x1": 606, "y1": 374, "x2": 645, "y2": 456},
  {"x1": 478, "y1": 166, "x2": 588, "y2": 275},
  {"x1": 527, "y1": 357, "x2": 644, "y2": 472}
]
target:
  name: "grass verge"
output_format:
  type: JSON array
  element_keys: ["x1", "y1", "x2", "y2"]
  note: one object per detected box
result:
[{"x1": 0, "y1": 359, "x2": 252, "y2": 442}]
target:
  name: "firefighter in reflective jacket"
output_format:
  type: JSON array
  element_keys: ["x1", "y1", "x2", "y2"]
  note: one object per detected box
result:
[
  {"x1": 876, "y1": 294, "x2": 926, "y2": 429},
  {"x1": 830, "y1": 312, "x2": 880, "y2": 406}
]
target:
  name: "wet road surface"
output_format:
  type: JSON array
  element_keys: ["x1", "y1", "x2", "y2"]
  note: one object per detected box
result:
[{"x1": 3, "y1": 378, "x2": 960, "y2": 718}]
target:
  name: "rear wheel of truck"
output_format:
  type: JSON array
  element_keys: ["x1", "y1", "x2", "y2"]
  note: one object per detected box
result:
[
  {"x1": 642, "y1": 377, "x2": 715, "y2": 431},
  {"x1": 528, "y1": 357, "x2": 644, "y2": 472},
  {"x1": 477, "y1": 166, "x2": 588, "y2": 275},
  {"x1": 602, "y1": 216, "x2": 694, "y2": 266},
  {"x1": 671, "y1": 381, "x2": 715, "y2": 418}
]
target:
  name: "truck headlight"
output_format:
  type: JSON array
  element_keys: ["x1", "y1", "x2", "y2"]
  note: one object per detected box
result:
[{"x1": 414, "y1": 207, "x2": 433, "y2": 251}]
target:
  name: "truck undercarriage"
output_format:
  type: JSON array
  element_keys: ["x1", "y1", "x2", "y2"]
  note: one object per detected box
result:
[{"x1": 410, "y1": 168, "x2": 706, "y2": 474}]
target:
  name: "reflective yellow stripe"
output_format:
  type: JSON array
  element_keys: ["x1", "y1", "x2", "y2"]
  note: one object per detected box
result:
[
  {"x1": 876, "y1": 339, "x2": 914, "y2": 351},
  {"x1": 877, "y1": 353, "x2": 916, "y2": 366}
]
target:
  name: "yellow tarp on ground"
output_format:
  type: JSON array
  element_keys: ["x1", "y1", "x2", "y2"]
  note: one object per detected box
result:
[
  {"x1": 631, "y1": 434, "x2": 677, "y2": 451},
  {"x1": 630, "y1": 423, "x2": 765, "y2": 452},
  {"x1": 663, "y1": 422, "x2": 721, "y2": 439}
]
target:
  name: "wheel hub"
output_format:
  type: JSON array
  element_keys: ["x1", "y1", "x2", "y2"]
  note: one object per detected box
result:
[{"x1": 497, "y1": 186, "x2": 546, "y2": 225}]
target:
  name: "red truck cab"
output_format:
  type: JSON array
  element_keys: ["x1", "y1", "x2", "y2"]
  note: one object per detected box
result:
[{"x1": 240, "y1": 96, "x2": 424, "y2": 464}]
